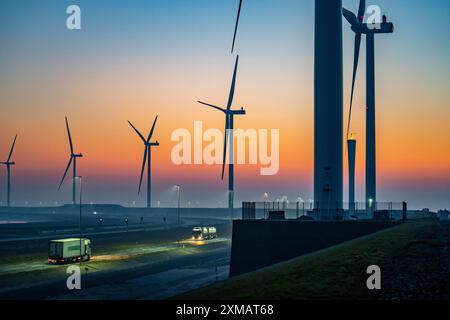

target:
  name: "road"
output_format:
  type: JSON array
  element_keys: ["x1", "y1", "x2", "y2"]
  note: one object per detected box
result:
[
  {"x1": 0, "y1": 215, "x2": 232, "y2": 300},
  {"x1": 0, "y1": 246, "x2": 230, "y2": 300},
  {"x1": 0, "y1": 221, "x2": 200, "y2": 243}
]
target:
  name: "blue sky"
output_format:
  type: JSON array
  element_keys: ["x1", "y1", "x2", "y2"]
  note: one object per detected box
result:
[{"x1": 0, "y1": 1, "x2": 449, "y2": 210}]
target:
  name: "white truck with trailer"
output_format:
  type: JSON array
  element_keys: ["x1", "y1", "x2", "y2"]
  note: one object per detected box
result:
[
  {"x1": 48, "y1": 238, "x2": 91, "y2": 264},
  {"x1": 192, "y1": 227, "x2": 217, "y2": 240}
]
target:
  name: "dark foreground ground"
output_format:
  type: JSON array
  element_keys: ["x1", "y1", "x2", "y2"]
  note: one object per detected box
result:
[
  {"x1": 3, "y1": 206, "x2": 449, "y2": 300},
  {"x1": 181, "y1": 220, "x2": 450, "y2": 300},
  {"x1": 381, "y1": 221, "x2": 450, "y2": 300}
]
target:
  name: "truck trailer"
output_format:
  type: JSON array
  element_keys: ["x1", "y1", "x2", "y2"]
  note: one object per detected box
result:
[
  {"x1": 48, "y1": 238, "x2": 91, "y2": 264},
  {"x1": 192, "y1": 227, "x2": 217, "y2": 241}
]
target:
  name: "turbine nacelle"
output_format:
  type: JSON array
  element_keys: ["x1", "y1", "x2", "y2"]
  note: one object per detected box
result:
[
  {"x1": 351, "y1": 22, "x2": 394, "y2": 34},
  {"x1": 343, "y1": 8, "x2": 394, "y2": 35},
  {"x1": 197, "y1": 101, "x2": 246, "y2": 116},
  {"x1": 0, "y1": 162, "x2": 15, "y2": 166},
  {"x1": 230, "y1": 108, "x2": 246, "y2": 115},
  {"x1": 148, "y1": 141, "x2": 160, "y2": 147}
]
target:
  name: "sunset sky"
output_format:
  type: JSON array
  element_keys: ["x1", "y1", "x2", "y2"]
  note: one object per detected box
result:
[{"x1": 0, "y1": 0, "x2": 449, "y2": 210}]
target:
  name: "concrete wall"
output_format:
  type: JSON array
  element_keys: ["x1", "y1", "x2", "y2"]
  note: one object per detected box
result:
[{"x1": 230, "y1": 220, "x2": 395, "y2": 276}]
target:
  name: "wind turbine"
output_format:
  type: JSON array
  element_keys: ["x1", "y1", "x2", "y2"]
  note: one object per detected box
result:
[
  {"x1": 231, "y1": 0, "x2": 243, "y2": 54},
  {"x1": 58, "y1": 117, "x2": 83, "y2": 205},
  {"x1": 198, "y1": 55, "x2": 246, "y2": 210},
  {"x1": 128, "y1": 115, "x2": 159, "y2": 209},
  {"x1": 1, "y1": 135, "x2": 18, "y2": 207},
  {"x1": 343, "y1": 0, "x2": 394, "y2": 209}
]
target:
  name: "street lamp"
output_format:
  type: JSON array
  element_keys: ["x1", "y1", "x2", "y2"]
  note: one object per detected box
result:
[
  {"x1": 76, "y1": 176, "x2": 83, "y2": 268},
  {"x1": 263, "y1": 192, "x2": 270, "y2": 218},
  {"x1": 297, "y1": 197, "x2": 305, "y2": 217},
  {"x1": 175, "y1": 185, "x2": 181, "y2": 226},
  {"x1": 368, "y1": 198, "x2": 374, "y2": 218}
]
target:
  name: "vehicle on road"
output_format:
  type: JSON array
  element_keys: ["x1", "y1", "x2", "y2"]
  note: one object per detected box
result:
[
  {"x1": 48, "y1": 238, "x2": 91, "y2": 264},
  {"x1": 192, "y1": 227, "x2": 217, "y2": 241}
]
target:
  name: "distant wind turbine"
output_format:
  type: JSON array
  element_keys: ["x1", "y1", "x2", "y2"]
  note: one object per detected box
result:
[
  {"x1": 58, "y1": 117, "x2": 83, "y2": 205},
  {"x1": 198, "y1": 55, "x2": 246, "y2": 209},
  {"x1": 1, "y1": 135, "x2": 18, "y2": 207},
  {"x1": 343, "y1": 0, "x2": 394, "y2": 208},
  {"x1": 231, "y1": 0, "x2": 243, "y2": 54},
  {"x1": 128, "y1": 115, "x2": 159, "y2": 209}
]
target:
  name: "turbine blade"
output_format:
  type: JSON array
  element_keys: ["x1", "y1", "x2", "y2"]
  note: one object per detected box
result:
[
  {"x1": 197, "y1": 101, "x2": 226, "y2": 113},
  {"x1": 7, "y1": 134, "x2": 18, "y2": 162},
  {"x1": 231, "y1": 0, "x2": 243, "y2": 54},
  {"x1": 358, "y1": 0, "x2": 366, "y2": 23},
  {"x1": 347, "y1": 32, "x2": 362, "y2": 138},
  {"x1": 128, "y1": 121, "x2": 146, "y2": 143},
  {"x1": 227, "y1": 55, "x2": 239, "y2": 110},
  {"x1": 342, "y1": 8, "x2": 360, "y2": 29},
  {"x1": 221, "y1": 115, "x2": 230, "y2": 180},
  {"x1": 138, "y1": 147, "x2": 147, "y2": 195},
  {"x1": 147, "y1": 115, "x2": 158, "y2": 142},
  {"x1": 58, "y1": 157, "x2": 73, "y2": 191},
  {"x1": 65, "y1": 117, "x2": 74, "y2": 154}
]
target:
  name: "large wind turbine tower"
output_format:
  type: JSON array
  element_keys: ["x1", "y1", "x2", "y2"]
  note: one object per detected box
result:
[{"x1": 314, "y1": 0, "x2": 344, "y2": 218}]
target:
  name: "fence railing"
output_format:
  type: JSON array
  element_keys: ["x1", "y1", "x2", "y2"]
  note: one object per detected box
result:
[{"x1": 241, "y1": 201, "x2": 406, "y2": 221}]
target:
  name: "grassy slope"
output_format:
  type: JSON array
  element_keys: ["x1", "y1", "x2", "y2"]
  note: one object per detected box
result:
[{"x1": 180, "y1": 221, "x2": 430, "y2": 300}]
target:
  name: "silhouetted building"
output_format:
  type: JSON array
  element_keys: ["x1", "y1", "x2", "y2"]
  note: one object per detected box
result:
[{"x1": 438, "y1": 210, "x2": 450, "y2": 221}]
